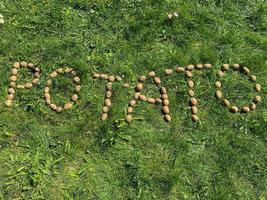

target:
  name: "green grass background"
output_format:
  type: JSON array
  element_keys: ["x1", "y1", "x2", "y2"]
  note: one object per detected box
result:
[{"x1": 0, "y1": 0, "x2": 267, "y2": 199}]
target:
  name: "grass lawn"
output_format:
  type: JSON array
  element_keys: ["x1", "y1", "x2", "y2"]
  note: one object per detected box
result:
[{"x1": 0, "y1": 0, "x2": 267, "y2": 199}]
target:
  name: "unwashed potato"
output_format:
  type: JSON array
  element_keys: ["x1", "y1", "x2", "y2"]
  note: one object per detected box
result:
[
  {"x1": 126, "y1": 115, "x2": 133, "y2": 122},
  {"x1": 101, "y1": 113, "x2": 108, "y2": 121},
  {"x1": 148, "y1": 71, "x2": 156, "y2": 77},
  {"x1": 5, "y1": 100, "x2": 13, "y2": 107},
  {"x1": 154, "y1": 77, "x2": 161, "y2": 84},
  {"x1": 190, "y1": 97, "x2": 198, "y2": 106},
  {"x1": 64, "y1": 102, "x2": 73, "y2": 110},
  {"x1": 135, "y1": 83, "x2": 143, "y2": 92},
  {"x1": 176, "y1": 67, "x2": 185, "y2": 72},
  {"x1": 165, "y1": 69, "x2": 173, "y2": 75},
  {"x1": 164, "y1": 114, "x2": 171, "y2": 122},
  {"x1": 192, "y1": 115, "x2": 199, "y2": 122}
]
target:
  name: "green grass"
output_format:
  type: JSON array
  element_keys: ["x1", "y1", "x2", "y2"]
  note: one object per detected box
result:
[{"x1": 0, "y1": 0, "x2": 267, "y2": 199}]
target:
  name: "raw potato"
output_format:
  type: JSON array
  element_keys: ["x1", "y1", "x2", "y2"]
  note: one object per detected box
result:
[
  {"x1": 165, "y1": 69, "x2": 173, "y2": 75},
  {"x1": 155, "y1": 98, "x2": 162, "y2": 103},
  {"x1": 64, "y1": 102, "x2": 73, "y2": 110},
  {"x1": 160, "y1": 87, "x2": 167, "y2": 94},
  {"x1": 147, "y1": 98, "x2": 156, "y2": 104},
  {"x1": 250, "y1": 75, "x2": 257, "y2": 82},
  {"x1": 46, "y1": 80, "x2": 52, "y2": 86},
  {"x1": 230, "y1": 106, "x2": 239, "y2": 113},
  {"x1": 123, "y1": 83, "x2": 129, "y2": 88},
  {"x1": 126, "y1": 115, "x2": 132, "y2": 122},
  {"x1": 148, "y1": 71, "x2": 156, "y2": 77},
  {"x1": 17, "y1": 85, "x2": 25, "y2": 89},
  {"x1": 215, "y1": 81, "x2": 222, "y2": 88},
  {"x1": 195, "y1": 64, "x2": 203, "y2": 69},
  {"x1": 28, "y1": 63, "x2": 34, "y2": 68},
  {"x1": 254, "y1": 96, "x2": 261, "y2": 103},
  {"x1": 106, "y1": 83, "x2": 112, "y2": 91},
  {"x1": 186, "y1": 65, "x2": 194, "y2": 70},
  {"x1": 161, "y1": 94, "x2": 168, "y2": 100},
  {"x1": 11, "y1": 68, "x2": 18, "y2": 75},
  {"x1": 20, "y1": 61, "x2": 28, "y2": 67},
  {"x1": 190, "y1": 97, "x2": 198, "y2": 106},
  {"x1": 186, "y1": 71, "x2": 192, "y2": 78},
  {"x1": 50, "y1": 71, "x2": 58, "y2": 78},
  {"x1": 102, "y1": 106, "x2": 109, "y2": 113},
  {"x1": 32, "y1": 78, "x2": 39, "y2": 84},
  {"x1": 163, "y1": 99, "x2": 169, "y2": 106},
  {"x1": 93, "y1": 73, "x2": 101, "y2": 78},
  {"x1": 129, "y1": 100, "x2": 136, "y2": 106},
  {"x1": 188, "y1": 90, "x2": 194, "y2": 97},
  {"x1": 101, "y1": 113, "x2": 108, "y2": 121},
  {"x1": 7, "y1": 94, "x2": 14, "y2": 100},
  {"x1": 154, "y1": 77, "x2": 161, "y2": 84},
  {"x1": 10, "y1": 76, "x2": 17, "y2": 81},
  {"x1": 167, "y1": 13, "x2": 173, "y2": 19},
  {"x1": 216, "y1": 90, "x2": 223, "y2": 99},
  {"x1": 34, "y1": 72, "x2": 41, "y2": 78},
  {"x1": 135, "y1": 83, "x2": 143, "y2": 92},
  {"x1": 71, "y1": 71, "x2": 77, "y2": 76},
  {"x1": 242, "y1": 106, "x2": 250, "y2": 113},
  {"x1": 100, "y1": 74, "x2": 108, "y2": 80},
  {"x1": 10, "y1": 82, "x2": 16, "y2": 88},
  {"x1": 222, "y1": 64, "x2": 229, "y2": 71},
  {"x1": 57, "y1": 68, "x2": 64, "y2": 74},
  {"x1": 139, "y1": 76, "x2": 146, "y2": 82},
  {"x1": 50, "y1": 104, "x2": 57, "y2": 110},
  {"x1": 116, "y1": 76, "x2": 122, "y2": 82},
  {"x1": 250, "y1": 103, "x2": 256, "y2": 110},
  {"x1": 73, "y1": 77, "x2": 80, "y2": 83},
  {"x1": 44, "y1": 87, "x2": 49, "y2": 93},
  {"x1": 25, "y1": 83, "x2": 33, "y2": 89},
  {"x1": 139, "y1": 95, "x2": 147, "y2": 101},
  {"x1": 187, "y1": 80, "x2": 194, "y2": 88},
  {"x1": 72, "y1": 94, "x2": 78, "y2": 102},
  {"x1": 204, "y1": 63, "x2": 212, "y2": 68},
  {"x1": 106, "y1": 91, "x2": 112, "y2": 98},
  {"x1": 191, "y1": 106, "x2": 198, "y2": 114},
  {"x1": 46, "y1": 99, "x2": 51, "y2": 105},
  {"x1": 5, "y1": 100, "x2": 13, "y2": 107},
  {"x1": 44, "y1": 93, "x2": 51, "y2": 100},
  {"x1": 162, "y1": 106, "x2": 170, "y2": 114},
  {"x1": 75, "y1": 85, "x2": 81, "y2": 92},
  {"x1": 223, "y1": 99, "x2": 230, "y2": 107},
  {"x1": 127, "y1": 107, "x2": 133, "y2": 113},
  {"x1": 108, "y1": 75, "x2": 115, "y2": 82},
  {"x1": 65, "y1": 68, "x2": 73, "y2": 73},
  {"x1": 192, "y1": 115, "x2": 199, "y2": 122},
  {"x1": 13, "y1": 62, "x2": 20, "y2": 69},
  {"x1": 242, "y1": 67, "x2": 250, "y2": 74},
  {"x1": 134, "y1": 92, "x2": 140, "y2": 99},
  {"x1": 105, "y1": 99, "x2": 112, "y2": 107},
  {"x1": 217, "y1": 70, "x2": 224, "y2": 77},
  {"x1": 34, "y1": 67, "x2": 40, "y2": 72},
  {"x1": 8, "y1": 88, "x2": 15, "y2": 94},
  {"x1": 164, "y1": 114, "x2": 171, "y2": 122},
  {"x1": 255, "y1": 84, "x2": 261, "y2": 92},
  {"x1": 56, "y1": 107, "x2": 63, "y2": 113},
  {"x1": 232, "y1": 64, "x2": 240, "y2": 70},
  {"x1": 176, "y1": 67, "x2": 185, "y2": 72}
]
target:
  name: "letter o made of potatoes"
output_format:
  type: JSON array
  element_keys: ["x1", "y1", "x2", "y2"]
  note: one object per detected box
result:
[
  {"x1": 44, "y1": 67, "x2": 81, "y2": 113},
  {"x1": 215, "y1": 64, "x2": 261, "y2": 113}
]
